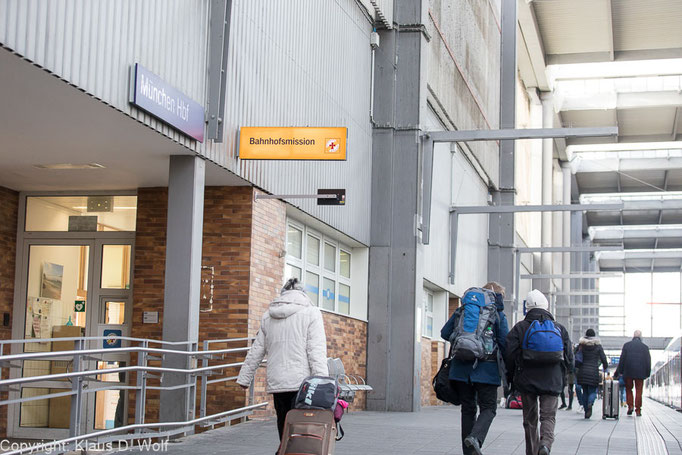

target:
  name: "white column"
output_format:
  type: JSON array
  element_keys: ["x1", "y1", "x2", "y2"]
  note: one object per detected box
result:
[
  {"x1": 541, "y1": 93, "x2": 554, "y2": 294},
  {"x1": 562, "y1": 163, "x2": 572, "y2": 319}
]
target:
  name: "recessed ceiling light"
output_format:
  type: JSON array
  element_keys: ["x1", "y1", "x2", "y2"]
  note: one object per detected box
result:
[{"x1": 33, "y1": 163, "x2": 105, "y2": 170}]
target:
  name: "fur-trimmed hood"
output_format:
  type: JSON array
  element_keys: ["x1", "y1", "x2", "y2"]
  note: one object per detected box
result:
[{"x1": 579, "y1": 336, "x2": 601, "y2": 346}]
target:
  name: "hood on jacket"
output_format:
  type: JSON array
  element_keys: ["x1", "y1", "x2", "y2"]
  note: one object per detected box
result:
[
  {"x1": 269, "y1": 289, "x2": 313, "y2": 319},
  {"x1": 525, "y1": 307, "x2": 555, "y2": 322},
  {"x1": 579, "y1": 336, "x2": 601, "y2": 346}
]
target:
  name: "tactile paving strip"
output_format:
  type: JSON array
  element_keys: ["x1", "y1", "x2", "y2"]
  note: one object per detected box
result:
[{"x1": 636, "y1": 413, "x2": 669, "y2": 455}]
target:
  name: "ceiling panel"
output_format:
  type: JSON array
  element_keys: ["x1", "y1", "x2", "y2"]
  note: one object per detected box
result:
[
  {"x1": 533, "y1": 0, "x2": 611, "y2": 56},
  {"x1": 618, "y1": 169, "x2": 667, "y2": 191},
  {"x1": 561, "y1": 109, "x2": 616, "y2": 128},
  {"x1": 576, "y1": 172, "x2": 620, "y2": 193},
  {"x1": 618, "y1": 107, "x2": 678, "y2": 136},
  {"x1": 613, "y1": 0, "x2": 682, "y2": 52}
]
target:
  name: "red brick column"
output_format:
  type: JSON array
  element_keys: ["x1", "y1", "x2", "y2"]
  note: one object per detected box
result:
[{"x1": 0, "y1": 186, "x2": 18, "y2": 437}]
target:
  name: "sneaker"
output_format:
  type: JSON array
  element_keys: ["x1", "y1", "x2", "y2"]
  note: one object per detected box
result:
[
  {"x1": 627, "y1": 408, "x2": 633, "y2": 416},
  {"x1": 566, "y1": 406, "x2": 572, "y2": 411},
  {"x1": 538, "y1": 446, "x2": 550, "y2": 455},
  {"x1": 636, "y1": 411, "x2": 642, "y2": 417},
  {"x1": 559, "y1": 404, "x2": 566, "y2": 409},
  {"x1": 585, "y1": 406, "x2": 592, "y2": 419},
  {"x1": 464, "y1": 436, "x2": 483, "y2": 455}
]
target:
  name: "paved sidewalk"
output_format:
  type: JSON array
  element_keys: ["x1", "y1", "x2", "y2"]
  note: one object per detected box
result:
[{"x1": 137, "y1": 399, "x2": 681, "y2": 455}]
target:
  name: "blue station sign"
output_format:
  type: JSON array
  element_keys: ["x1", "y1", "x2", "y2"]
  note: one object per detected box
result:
[{"x1": 129, "y1": 63, "x2": 205, "y2": 142}]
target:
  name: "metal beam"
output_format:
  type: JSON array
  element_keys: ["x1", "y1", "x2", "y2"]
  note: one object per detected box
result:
[
  {"x1": 600, "y1": 336, "x2": 672, "y2": 351},
  {"x1": 450, "y1": 204, "x2": 623, "y2": 284},
  {"x1": 590, "y1": 225, "x2": 682, "y2": 241},
  {"x1": 428, "y1": 126, "x2": 618, "y2": 143},
  {"x1": 521, "y1": 273, "x2": 619, "y2": 279},
  {"x1": 597, "y1": 249, "x2": 682, "y2": 260},
  {"x1": 452, "y1": 203, "x2": 623, "y2": 214},
  {"x1": 516, "y1": 246, "x2": 622, "y2": 253},
  {"x1": 551, "y1": 291, "x2": 624, "y2": 296}
]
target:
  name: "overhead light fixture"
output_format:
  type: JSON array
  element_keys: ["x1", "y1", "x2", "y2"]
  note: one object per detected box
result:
[{"x1": 33, "y1": 163, "x2": 105, "y2": 170}]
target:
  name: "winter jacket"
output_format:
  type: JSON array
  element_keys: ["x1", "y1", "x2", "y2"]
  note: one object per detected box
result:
[
  {"x1": 615, "y1": 337, "x2": 651, "y2": 380},
  {"x1": 236, "y1": 289, "x2": 328, "y2": 393},
  {"x1": 440, "y1": 305, "x2": 509, "y2": 386},
  {"x1": 575, "y1": 336, "x2": 608, "y2": 387},
  {"x1": 505, "y1": 308, "x2": 573, "y2": 396}
]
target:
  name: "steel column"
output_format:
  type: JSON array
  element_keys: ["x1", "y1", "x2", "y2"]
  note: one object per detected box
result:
[
  {"x1": 160, "y1": 155, "x2": 206, "y2": 425},
  {"x1": 206, "y1": 0, "x2": 232, "y2": 141},
  {"x1": 68, "y1": 339, "x2": 83, "y2": 438},
  {"x1": 367, "y1": 0, "x2": 426, "y2": 412},
  {"x1": 493, "y1": 0, "x2": 518, "y2": 322}
]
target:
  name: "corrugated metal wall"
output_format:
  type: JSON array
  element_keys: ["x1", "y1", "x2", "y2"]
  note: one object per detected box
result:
[
  {"x1": 204, "y1": 0, "x2": 373, "y2": 244},
  {"x1": 0, "y1": 0, "x2": 373, "y2": 244},
  {"x1": 0, "y1": 0, "x2": 210, "y2": 151}
]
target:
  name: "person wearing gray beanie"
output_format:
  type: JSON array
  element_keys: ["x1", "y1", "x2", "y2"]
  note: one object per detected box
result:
[{"x1": 505, "y1": 290, "x2": 573, "y2": 455}]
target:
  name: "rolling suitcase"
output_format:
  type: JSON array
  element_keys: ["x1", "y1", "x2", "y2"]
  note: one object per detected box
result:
[
  {"x1": 278, "y1": 409, "x2": 337, "y2": 455},
  {"x1": 602, "y1": 379, "x2": 619, "y2": 419}
]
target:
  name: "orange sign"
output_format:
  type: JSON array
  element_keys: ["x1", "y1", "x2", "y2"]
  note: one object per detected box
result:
[{"x1": 239, "y1": 127, "x2": 347, "y2": 160}]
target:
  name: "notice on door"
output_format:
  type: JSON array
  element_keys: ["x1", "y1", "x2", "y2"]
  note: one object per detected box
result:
[{"x1": 239, "y1": 127, "x2": 347, "y2": 160}]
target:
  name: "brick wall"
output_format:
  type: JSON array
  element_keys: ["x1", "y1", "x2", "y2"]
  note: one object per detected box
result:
[
  {"x1": 420, "y1": 338, "x2": 446, "y2": 407},
  {"x1": 248, "y1": 190, "x2": 287, "y2": 417},
  {"x1": 130, "y1": 185, "x2": 369, "y2": 426},
  {"x1": 323, "y1": 312, "x2": 368, "y2": 411},
  {"x1": 0, "y1": 186, "x2": 18, "y2": 437}
]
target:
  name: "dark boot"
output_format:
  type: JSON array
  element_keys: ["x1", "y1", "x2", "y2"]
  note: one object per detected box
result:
[{"x1": 464, "y1": 436, "x2": 483, "y2": 455}]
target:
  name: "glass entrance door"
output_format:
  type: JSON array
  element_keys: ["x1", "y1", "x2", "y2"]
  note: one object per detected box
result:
[{"x1": 10, "y1": 239, "x2": 134, "y2": 438}]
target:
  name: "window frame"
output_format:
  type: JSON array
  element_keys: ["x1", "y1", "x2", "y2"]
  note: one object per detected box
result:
[
  {"x1": 423, "y1": 290, "x2": 434, "y2": 339},
  {"x1": 285, "y1": 220, "x2": 352, "y2": 316}
]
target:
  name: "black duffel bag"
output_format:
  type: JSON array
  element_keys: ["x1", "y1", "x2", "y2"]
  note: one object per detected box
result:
[{"x1": 432, "y1": 357, "x2": 460, "y2": 405}]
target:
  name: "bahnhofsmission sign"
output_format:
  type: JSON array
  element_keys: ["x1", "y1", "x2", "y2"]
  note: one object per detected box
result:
[{"x1": 129, "y1": 63, "x2": 205, "y2": 142}]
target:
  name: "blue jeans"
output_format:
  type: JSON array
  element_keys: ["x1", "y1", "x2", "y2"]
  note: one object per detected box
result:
[{"x1": 577, "y1": 385, "x2": 598, "y2": 409}]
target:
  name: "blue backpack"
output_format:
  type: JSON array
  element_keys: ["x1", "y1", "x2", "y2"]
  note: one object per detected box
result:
[
  {"x1": 521, "y1": 319, "x2": 564, "y2": 364},
  {"x1": 450, "y1": 287, "x2": 498, "y2": 363}
]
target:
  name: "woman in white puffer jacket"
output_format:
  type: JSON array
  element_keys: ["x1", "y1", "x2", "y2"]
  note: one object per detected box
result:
[{"x1": 237, "y1": 278, "x2": 328, "y2": 442}]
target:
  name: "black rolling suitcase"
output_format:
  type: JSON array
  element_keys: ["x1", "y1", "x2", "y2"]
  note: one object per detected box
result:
[{"x1": 602, "y1": 379, "x2": 619, "y2": 419}]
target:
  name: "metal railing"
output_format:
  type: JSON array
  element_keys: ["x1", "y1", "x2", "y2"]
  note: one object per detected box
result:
[{"x1": 0, "y1": 336, "x2": 267, "y2": 455}]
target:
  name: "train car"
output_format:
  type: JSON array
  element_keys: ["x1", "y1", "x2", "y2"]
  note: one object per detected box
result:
[{"x1": 647, "y1": 335, "x2": 682, "y2": 411}]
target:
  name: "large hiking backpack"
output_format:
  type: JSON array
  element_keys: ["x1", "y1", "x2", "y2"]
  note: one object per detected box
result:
[
  {"x1": 450, "y1": 287, "x2": 499, "y2": 362},
  {"x1": 521, "y1": 319, "x2": 564, "y2": 364}
]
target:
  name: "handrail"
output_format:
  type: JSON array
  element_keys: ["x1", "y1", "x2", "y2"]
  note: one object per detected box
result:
[
  {"x1": 0, "y1": 342, "x2": 251, "y2": 362},
  {"x1": 0, "y1": 336, "x2": 264, "y2": 454}
]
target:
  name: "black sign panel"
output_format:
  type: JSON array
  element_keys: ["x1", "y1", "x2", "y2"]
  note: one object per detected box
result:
[{"x1": 317, "y1": 189, "x2": 346, "y2": 206}]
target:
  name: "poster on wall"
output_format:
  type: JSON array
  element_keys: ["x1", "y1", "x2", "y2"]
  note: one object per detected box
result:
[
  {"x1": 41, "y1": 262, "x2": 64, "y2": 300},
  {"x1": 24, "y1": 297, "x2": 52, "y2": 343}
]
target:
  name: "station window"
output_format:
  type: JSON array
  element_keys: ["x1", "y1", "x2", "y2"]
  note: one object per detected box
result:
[
  {"x1": 423, "y1": 291, "x2": 434, "y2": 338},
  {"x1": 285, "y1": 220, "x2": 352, "y2": 316}
]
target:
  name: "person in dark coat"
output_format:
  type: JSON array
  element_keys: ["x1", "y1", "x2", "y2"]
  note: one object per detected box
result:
[
  {"x1": 614, "y1": 330, "x2": 651, "y2": 416},
  {"x1": 506, "y1": 290, "x2": 573, "y2": 455},
  {"x1": 575, "y1": 328, "x2": 608, "y2": 419},
  {"x1": 441, "y1": 282, "x2": 509, "y2": 455}
]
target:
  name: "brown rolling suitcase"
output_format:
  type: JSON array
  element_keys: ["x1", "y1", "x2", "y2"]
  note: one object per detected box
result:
[{"x1": 278, "y1": 409, "x2": 337, "y2": 455}]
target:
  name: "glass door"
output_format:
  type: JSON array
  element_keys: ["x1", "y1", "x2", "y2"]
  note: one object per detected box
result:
[
  {"x1": 85, "y1": 240, "x2": 133, "y2": 434},
  {"x1": 14, "y1": 241, "x2": 94, "y2": 439},
  {"x1": 10, "y1": 239, "x2": 134, "y2": 438}
]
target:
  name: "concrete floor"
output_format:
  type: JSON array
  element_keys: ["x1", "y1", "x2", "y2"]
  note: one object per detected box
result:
[{"x1": 136, "y1": 398, "x2": 681, "y2": 455}]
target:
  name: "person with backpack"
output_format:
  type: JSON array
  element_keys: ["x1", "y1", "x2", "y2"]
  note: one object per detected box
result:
[
  {"x1": 575, "y1": 328, "x2": 608, "y2": 419},
  {"x1": 614, "y1": 330, "x2": 651, "y2": 416},
  {"x1": 237, "y1": 278, "x2": 328, "y2": 449},
  {"x1": 441, "y1": 282, "x2": 509, "y2": 455},
  {"x1": 505, "y1": 289, "x2": 573, "y2": 455}
]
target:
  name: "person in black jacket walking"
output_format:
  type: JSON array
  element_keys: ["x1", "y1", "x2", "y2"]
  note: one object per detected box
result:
[
  {"x1": 575, "y1": 328, "x2": 608, "y2": 419},
  {"x1": 614, "y1": 330, "x2": 651, "y2": 416},
  {"x1": 506, "y1": 290, "x2": 573, "y2": 455}
]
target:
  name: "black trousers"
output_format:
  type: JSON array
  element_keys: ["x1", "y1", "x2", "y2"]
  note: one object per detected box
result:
[
  {"x1": 273, "y1": 391, "x2": 298, "y2": 441},
  {"x1": 451, "y1": 380, "x2": 498, "y2": 455}
]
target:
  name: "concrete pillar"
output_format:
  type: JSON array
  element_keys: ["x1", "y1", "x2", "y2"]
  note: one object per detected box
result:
[
  {"x1": 488, "y1": 0, "x2": 517, "y2": 323},
  {"x1": 561, "y1": 163, "x2": 572, "y2": 324},
  {"x1": 367, "y1": 0, "x2": 427, "y2": 412},
  {"x1": 540, "y1": 93, "x2": 554, "y2": 294},
  {"x1": 160, "y1": 155, "x2": 205, "y2": 424}
]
